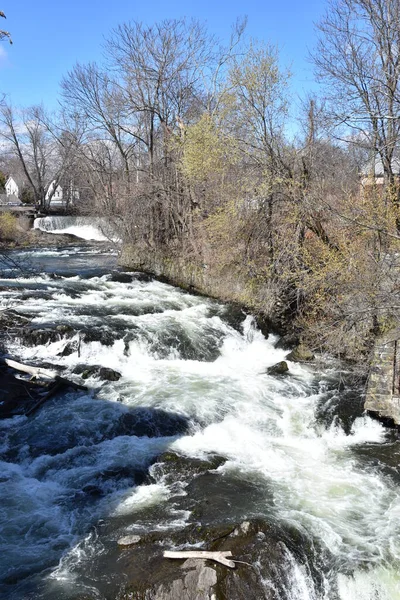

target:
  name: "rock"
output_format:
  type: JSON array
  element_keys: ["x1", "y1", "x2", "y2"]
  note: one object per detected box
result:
[
  {"x1": 153, "y1": 559, "x2": 217, "y2": 600},
  {"x1": 98, "y1": 367, "x2": 121, "y2": 381},
  {"x1": 56, "y1": 324, "x2": 75, "y2": 335},
  {"x1": 18, "y1": 328, "x2": 63, "y2": 347},
  {"x1": 80, "y1": 328, "x2": 117, "y2": 346},
  {"x1": 254, "y1": 315, "x2": 270, "y2": 339},
  {"x1": 72, "y1": 364, "x2": 121, "y2": 381},
  {"x1": 59, "y1": 340, "x2": 80, "y2": 356},
  {"x1": 266, "y1": 361, "x2": 289, "y2": 376},
  {"x1": 118, "y1": 535, "x2": 142, "y2": 547},
  {"x1": 286, "y1": 343, "x2": 315, "y2": 362},
  {"x1": 274, "y1": 333, "x2": 300, "y2": 350},
  {"x1": 118, "y1": 519, "x2": 326, "y2": 600},
  {"x1": 110, "y1": 272, "x2": 135, "y2": 283}
]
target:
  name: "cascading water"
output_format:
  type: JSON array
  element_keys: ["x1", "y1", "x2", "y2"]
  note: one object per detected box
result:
[
  {"x1": 0, "y1": 245, "x2": 399, "y2": 600},
  {"x1": 34, "y1": 216, "x2": 119, "y2": 242}
]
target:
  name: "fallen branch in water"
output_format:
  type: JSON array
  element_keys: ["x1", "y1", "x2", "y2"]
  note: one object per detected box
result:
[
  {"x1": 163, "y1": 550, "x2": 236, "y2": 568},
  {"x1": 5, "y1": 358, "x2": 57, "y2": 380},
  {"x1": 4, "y1": 358, "x2": 88, "y2": 416},
  {"x1": 4, "y1": 359, "x2": 87, "y2": 390},
  {"x1": 25, "y1": 380, "x2": 65, "y2": 416}
]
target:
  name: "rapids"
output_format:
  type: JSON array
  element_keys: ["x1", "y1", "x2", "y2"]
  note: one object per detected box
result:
[{"x1": 0, "y1": 244, "x2": 400, "y2": 599}]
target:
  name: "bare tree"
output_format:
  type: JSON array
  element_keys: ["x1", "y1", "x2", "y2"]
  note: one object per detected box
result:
[
  {"x1": 313, "y1": 0, "x2": 400, "y2": 194},
  {"x1": 0, "y1": 104, "x2": 82, "y2": 210},
  {"x1": 0, "y1": 11, "x2": 11, "y2": 44}
]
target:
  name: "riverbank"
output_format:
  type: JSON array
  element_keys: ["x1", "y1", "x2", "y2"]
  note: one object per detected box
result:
[{"x1": 119, "y1": 243, "x2": 294, "y2": 339}]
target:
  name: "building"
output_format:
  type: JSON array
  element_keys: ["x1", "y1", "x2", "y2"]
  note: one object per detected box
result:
[
  {"x1": 5, "y1": 175, "x2": 22, "y2": 198},
  {"x1": 360, "y1": 157, "x2": 400, "y2": 189},
  {"x1": 45, "y1": 180, "x2": 80, "y2": 208}
]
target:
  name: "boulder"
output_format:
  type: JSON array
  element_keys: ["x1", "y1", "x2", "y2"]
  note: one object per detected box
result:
[
  {"x1": 98, "y1": 367, "x2": 121, "y2": 381},
  {"x1": 118, "y1": 519, "x2": 325, "y2": 600},
  {"x1": 266, "y1": 361, "x2": 289, "y2": 376},
  {"x1": 73, "y1": 364, "x2": 122, "y2": 381},
  {"x1": 18, "y1": 328, "x2": 62, "y2": 347},
  {"x1": 118, "y1": 535, "x2": 142, "y2": 547}
]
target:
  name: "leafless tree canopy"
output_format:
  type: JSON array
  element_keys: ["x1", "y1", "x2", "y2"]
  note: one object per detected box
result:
[
  {"x1": 0, "y1": 10, "x2": 12, "y2": 44},
  {"x1": 2, "y1": 11, "x2": 400, "y2": 358}
]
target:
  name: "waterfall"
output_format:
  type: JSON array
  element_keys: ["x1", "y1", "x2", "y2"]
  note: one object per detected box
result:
[{"x1": 33, "y1": 216, "x2": 119, "y2": 242}]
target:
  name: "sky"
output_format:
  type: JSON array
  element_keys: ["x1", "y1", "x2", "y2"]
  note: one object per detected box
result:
[{"x1": 0, "y1": 0, "x2": 327, "y2": 113}]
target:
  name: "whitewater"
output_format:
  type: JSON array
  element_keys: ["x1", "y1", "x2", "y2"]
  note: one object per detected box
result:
[{"x1": 0, "y1": 242, "x2": 399, "y2": 599}]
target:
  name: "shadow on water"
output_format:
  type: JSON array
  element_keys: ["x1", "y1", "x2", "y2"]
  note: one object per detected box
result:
[{"x1": 0, "y1": 385, "x2": 192, "y2": 600}]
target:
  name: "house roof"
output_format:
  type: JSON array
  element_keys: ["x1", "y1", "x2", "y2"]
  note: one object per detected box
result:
[{"x1": 6, "y1": 174, "x2": 26, "y2": 190}]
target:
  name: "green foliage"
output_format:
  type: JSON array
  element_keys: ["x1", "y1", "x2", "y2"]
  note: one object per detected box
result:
[{"x1": 178, "y1": 114, "x2": 239, "y2": 183}]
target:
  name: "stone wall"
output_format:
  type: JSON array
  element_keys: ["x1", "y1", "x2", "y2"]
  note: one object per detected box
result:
[{"x1": 364, "y1": 332, "x2": 400, "y2": 426}]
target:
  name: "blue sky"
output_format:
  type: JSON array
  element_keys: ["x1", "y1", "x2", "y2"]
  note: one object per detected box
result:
[{"x1": 0, "y1": 0, "x2": 326, "y2": 110}]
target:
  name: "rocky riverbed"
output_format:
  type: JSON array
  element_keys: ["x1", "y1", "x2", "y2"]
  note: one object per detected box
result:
[{"x1": 1, "y1": 243, "x2": 400, "y2": 600}]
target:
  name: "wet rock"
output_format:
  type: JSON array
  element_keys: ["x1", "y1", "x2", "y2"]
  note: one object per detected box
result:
[
  {"x1": 266, "y1": 361, "x2": 289, "y2": 376},
  {"x1": 0, "y1": 367, "x2": 42, "y2": 418},
  {"x1": 274, "y1": 333, "x2": 300, "y2": 350},
  {"x1": 118, "y1": 535, "x2": 142, "y2": 547},
  {"x1": 286, "y1": 343, "x2": 315, "y2": 362},
  {"x1": 17, "y1": 328, "x2": 63, "y2": 347},
  {"x1": 56, "y1": 324, "x2": 75, "y2": 335},
  {"x1": 118, "y1": 519, "x2": 328, "y2": 600},
  {"x1": 80, "y1": 328, "x2": 117, "y2": 346},
  {"x1": 220, "y1": 303, "x2": 247, "y2": 333},
  {"x1": 99, "y1": 367, "x2": 121, "y2": 381},
  {"x1": 59, "y1": 340, "x2": 80, "y2": 356},
  {"x1": 110, "y1": 272, "x2": 135, "y2": 283},
  {"x1": 72, "y1": 364, "x2": 121, "y2": 381},
  {"x1": 153, "y1": 451, "x2": 226, "y2": 482},
  {"x1": 254, "y1": 315, "x2": 270, "y2": 339},
  {"x1": 132, "y1": 271, "x2": 154, "y2": 283},
  {"x1": 118, "y1": 411, "x2": 190, "y2": 438}
]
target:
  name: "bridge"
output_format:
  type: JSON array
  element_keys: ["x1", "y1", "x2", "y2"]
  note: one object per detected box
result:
[{"x1": 0, "y1": 205, "x2": 38, "y2": 216}]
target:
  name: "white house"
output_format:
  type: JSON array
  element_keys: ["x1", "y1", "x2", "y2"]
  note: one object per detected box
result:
[
  {"x1": 45, "y1": 180, "x2": 64, "y2": 204},
  {"x1": 5, "y1": 176, "x2": 20, "y2": 198},
  {"x1": 46, "y1": 180, "x2": 80, "y2": 207},
  {"x1": 360, "y1": 157, "x2": 400, "y2": 188}
]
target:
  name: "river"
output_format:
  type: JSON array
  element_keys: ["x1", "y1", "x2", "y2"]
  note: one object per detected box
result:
[{"x1": 1, "y1": 240, "x2": 400, "y2": 600}]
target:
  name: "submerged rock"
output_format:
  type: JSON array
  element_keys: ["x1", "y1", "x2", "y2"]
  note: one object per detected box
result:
[{"x1": 266, "y1": 361, "x2": 289, "y2": 376}]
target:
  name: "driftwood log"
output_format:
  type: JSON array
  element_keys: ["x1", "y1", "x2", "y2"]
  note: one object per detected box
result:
[
  {"x1": 5, "y1": 358, "x2": 57, "y2": 380},
  {"x1": 163, "y1": 550, "x2": 236, "y2": 569},
  {"x1": 5, "y1": 359, "x2": 87, "y2": 389},
  {"x1": 4, "y1": 358, "x2": 88, "y2": 416}
]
